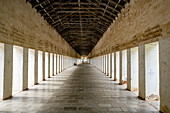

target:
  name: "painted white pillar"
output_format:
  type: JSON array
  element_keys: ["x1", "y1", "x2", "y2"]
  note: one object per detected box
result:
[
  {"x1": 61, "y1": 55, "x2": 63, "y2": 72},
  {"x1": 122, "y1": 50, "x2": 127, "y2": 83},
  {"x1": 159, "y1": 38, "x2": 170, "y2": 113},
  {"x1": 56, "y1": 54, "x2": 58, "y2": 74},
  {"x1": 145, "y1": 42, "x2": 159, "y2": 99},
  {"x1": 59, "y1": 55, "x2": 60, "y2": 73},
  {"x1": 127, "y1": 49, "x2": 131, "y2": 90},
  {"x1": 114, "y1": 52, "x2": 116, "y2": 81},
  {"x1": 101, "y1": 56, "x2": 102, "y2": 71},
  {"x1": 107, "y1": 54, "x2": 109, "y2": 76},
  {"x1": 102, "y1": 55, "x2": 104, "y2": 73},
  {"x1": 38, "y1": 51, "x2": 43, "y2": 82},
  {"x1": 131, "y1": 47, "x2": 139, "y2": 92},
  {"x1": 139, "y1": 44, "x2": 146, "y2": 99},
  {"x1": 52, "y1": 53, "x2": 54, "y2": 76},
  {"x1": 110, "y1": 53, "x2": 112, "y2": 78},
  {"x1": 105, "y1": 55, "x2": 107, "y2": 74},
  {"x1": 119, "y1": 51, "x2": 123, "y2": 85},
  {"x1": 0, "y1": 43, "x2": 4, "y2": 99},
  {"x1": 3, "y1": 44, "x2": 13, "y2": 99},
  {"x1": 42, "y1": 51, "x2": 45, "y2": 80},
  {"x1": 34, "y1": 50, "x2": 38, "y2": 84},
  {"x1": 22, "y1": 48, "x2": 28, "y2": 90},
  {"x1": 48, "y1": 52, "x2": 50, "y2": 78}
]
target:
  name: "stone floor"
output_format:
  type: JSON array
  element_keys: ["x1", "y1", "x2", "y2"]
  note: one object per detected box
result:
[{"x1": 0, "y1": 64, "x2": 159, "y2": 113}]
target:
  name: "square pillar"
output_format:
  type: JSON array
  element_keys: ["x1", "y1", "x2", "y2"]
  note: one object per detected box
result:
[
  {"x1": 159, "y1": 38, "x2": 170, "y2": 113},
  {"x1": 42, "y1": 51, "x2": 45, "y2": 80},
  {"x1": 102, "y1": 55, "x2": 104, "y2": 73},
  {"x1": 119, "y1": 51, "x2": 123, "y2": 85},
  {"x1": 127, "y1": 49, "x2": 131, "y2": 90},
  {"x1": 138, "y1": 44, "x2": 146, "y2": 99},
  {"x1": 61, "y1": 55, "x2": 62, "y2": 72},
  {"x1": 110, "y1": 53, "x2": 112, "y2": 78},
  {"x1": 114, "y1": 52, "x2": 116, "y2": 81},
  {"x1": 22, "y1": 48, "x2": 28, "y2": 90},
  {"x1": 48, "y1": 52, "x2": 50, "y2": 78},
  {"x1": 52, "y1": 53, "x2": 54, "y2": 76},
  {"x1": 104, "y1": 55, "x2": 107, "y2": 74},
  {"x1": 56, "y1": 54, "x2": 58, "y2": 74},
  {"x1": 107, "y1": 54, "x2": 109, "y2": 76},
  {"x1": 34, "y1": 50, "x2": 38, "y2": 85},
  {"x1": 3, "y1": 44, "x2": 13, "y2": 99},
  {"x1": 100, "y1": 56, "x2": 101, "y2": 71},
  {"x1": 38, "y1": 51, "x2": 43, "y2": 83},
  {"x1": 0, "y1": 43, "x2": 4, "y2": 99},
  {"x1": 59, "y1": 55, "x2": 60, "y2": 73}
]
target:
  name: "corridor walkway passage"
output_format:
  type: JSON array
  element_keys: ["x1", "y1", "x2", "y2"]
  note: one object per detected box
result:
[{"x1": 0, "y1": 64, "x2": 159, "y2": 113}]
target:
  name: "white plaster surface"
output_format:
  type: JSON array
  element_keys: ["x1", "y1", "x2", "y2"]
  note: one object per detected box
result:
[
  {"x1": 116, "y1": 52, "x2": 120, "y2": 81},
  {"x1": 28, "y1": 49, "x2": 35, "y2": 87},
  {"x1": 54, "y1": 54, "x2": 56, "y2": 74},
  {"x1": 105, "y1": 55, "x2": 107, "y2": 74},
  {"x1": 122, "y1": 50, "x2": 127, "y2": 81},
  {"x1": 23, "y1": 48, "x2": 28, "y2": 90},
  {"x1": 139, "y1": 45, "x2": 146, "y2": 99},
  {"x1": 50, "y1": 53, "x2": 53, "y2": 77},
  {"x1": 145, "y1": 42, "x2": 159, "y2": 97},
  {"x1": 0, "y1": 43, "x2": 4, "y2": 99},
  {"x1": 127, "y1": 49, "x2": 131, "y2": 90},
  {"x1": 3, "y1": 44, "x2": 13, "y2": 99},
  {"x1": 131, "y1": 47, "x2": 138, "y2": 92},
  {"x1": 38, "y1": 51, "x2": 43, "y2": 82},
  {"x1": 111, "y1": 53, "x2": 114, "y2": 79},
  {"x1": 13, "y1": 46, "x2": 23, "y2": 94},
  {"x1": 45, "y1": 52, "x2": 48, "y2": 79},
  {"x1": 107, "y1": 54, "x2": 110, "y2": 76},
  {"x1": 159, "y1": 38, "x2": 170, "y2": 113},
  {"x1": 57, "y1": 54, "x2": 60, "y2": 73}
]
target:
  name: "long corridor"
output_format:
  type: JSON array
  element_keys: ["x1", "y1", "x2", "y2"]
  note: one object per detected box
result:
[{"x1": 0, "y1": 64, "x2": 159, "y2": 113}]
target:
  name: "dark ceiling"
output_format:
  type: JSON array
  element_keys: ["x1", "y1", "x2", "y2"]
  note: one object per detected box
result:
[{"x1": 27, "y1": 0, "x2": 129, "y2": 56}]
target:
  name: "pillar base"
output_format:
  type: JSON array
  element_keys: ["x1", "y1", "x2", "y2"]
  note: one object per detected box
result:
[
  {"x1": 119, "y1": 83, "x2": 123, "y2": 85},
  {"x1": 138, "y1": 96, "x2": 146, "y2": 100},
  {"x1": 3, "y1": 96, "x2": 12, "y2": 100}
]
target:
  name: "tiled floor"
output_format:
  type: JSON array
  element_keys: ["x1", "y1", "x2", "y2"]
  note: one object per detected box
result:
[{"x1": 0, "y1": 64, "x2": 159, "y2": 113}]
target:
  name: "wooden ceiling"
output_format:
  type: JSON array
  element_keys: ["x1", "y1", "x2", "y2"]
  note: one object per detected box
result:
[{"x1": 27, "y1": 0, "x2": 129, "y2": 55}]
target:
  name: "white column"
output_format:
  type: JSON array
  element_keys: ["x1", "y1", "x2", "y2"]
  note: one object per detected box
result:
[
  {"x1": 104, "y1": 55, "x2": 107, "y2": 74},
  {"x1": 48, "y1": 52, "x2": 50, "y2": 78},
  {"x1": 127, "y1": 49, "x2": 131, "y2": 90},
  {"x1": 59, "y1": 55, "x2": 60, "y2": 73},
  {"x1": 145, "y1": 42, "x2": 159, "y2": 99},
  {"x1": 52, "y1": 53, "x2": 54, "y2": 76},
  {"x1": 139, "y1": 44, "x2": 146, "y2": 99},
  {"x1": 56, "y1": 54, "x2": 58, "y2": 74},
  {"x1": 38, "y1": 51, "x2": 43, "y2": 82},
  {"x1": 110, "y1": 53, "x2": 112, "y2": 78},
  {"x1": 159, "y1": 38, "x2": 170, "y2": 113},
  {"x1": 22, "y1": 48, "x2": 28, "y2": 90},
  {"x1": 3, "y1": 44, "x2": 13, "y2": 99},
  {"x1": 42, "y1": 51, "x2": 45, "y2": 80},
  {"x1": 0, "y1": 43, "x2": 4, "y2": 99},
  {"x1": 119, "y1": 51, "x2": 123, "y2": 85},
  {"x1": 107, "y1": 54, "x2": 109, "y2": 76},
  {"x1": 131, "y1": 47, "x2": 139, "y2": 92},
  {"x1": 34, "y1": 50, "x2": 38, "y2": 84},
  {"x1": 61, "y1": 55, "x2": 63, "y2": 72},
  {"x1": 102, "y1": 55, "x2": 104, "y2": 73},
  {"x1": 114, "y1": 52, "x2": 116, "y2": 81}
]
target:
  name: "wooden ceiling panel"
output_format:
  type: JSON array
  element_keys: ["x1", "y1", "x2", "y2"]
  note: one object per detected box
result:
[{"x1": 28, "y1": 0, "x2": 129, "y2": 55}]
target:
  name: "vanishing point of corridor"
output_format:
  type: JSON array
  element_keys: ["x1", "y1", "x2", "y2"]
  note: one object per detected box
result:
[{"x1": 0, "y1": 64, "x2": 158, "y2": 113}]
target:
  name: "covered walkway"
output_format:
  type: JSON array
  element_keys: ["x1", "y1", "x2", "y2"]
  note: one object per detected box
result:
[{"x1": 0, "y1": 64, "x2": 158, "y2": 113}]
